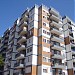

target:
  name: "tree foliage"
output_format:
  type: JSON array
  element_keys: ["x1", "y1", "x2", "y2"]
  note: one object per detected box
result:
[{"x1": 0, "y1": 54, "x2": 4, "y2": 67}]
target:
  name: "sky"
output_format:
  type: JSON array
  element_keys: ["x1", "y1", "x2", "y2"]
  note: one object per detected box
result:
[{"x1": 0, "y1": 0, "x2": 74, "y2": 36}]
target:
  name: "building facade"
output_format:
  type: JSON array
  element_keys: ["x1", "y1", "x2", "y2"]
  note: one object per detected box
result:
[
  {"x1": 63, "y1": 16, "x2": 75, "y2": 75},
  {"x1": 0, "y1": 4, "x2": 74, "y2": 75},
  {"x1": 0, "y1": 29, "x2": 10, "y2": 75}
]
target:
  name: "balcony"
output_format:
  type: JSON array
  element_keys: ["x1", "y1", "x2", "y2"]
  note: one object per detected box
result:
[
  {"x1": 73, "y1": 58, "x2": 75, "y2": 62},
  {"x1": 9, "y1": 34, "x2": 14, "y2": 41},
  {"x1": 72, "y1": 50, "x2": 75, "y2": 55},
  {"x1": 50, "y1": 14, "x2": 60, "y2": 22},
  {"x1": 16, "y1": 53, "x2": 25, "y2": 60},
  {"x1": 15, "y1": 63, "x2": 24, "y2": 69},
  {"x1": 4, "y1": 40, "x2": 8, "y2": 43},
  {"x1": 50, "y1": 21, "x2": 62, "y2": 28},
  {"x1": 17, "y1": 44, "x2": 26, "y2": 51},
  {"x1": 16, "y1": 71, "x2": 24, "y2": 75},
  {"x1": 71, "y1": 43, "x2": 75, "y2": 47},
  {"x1": 4, "y1": 45, "x2": 8, "y2": 48},
  {"x1": 4, "y1": 60, "x2": 7, "y2": 64},
  {"x1": 51, "y1": 45, "x2": 65, "y2": 51},
  {"x1": 69, "y1": 29, "x2": 73, "y2": 34},
  {"x1": 21, "y1": 14, "x2": 28, "y2": 22},
  {"x1": 69, "y1": 35, "x2": 74, "y2": 40},
  {"x1": 52, "y1": 63, "x2": 66, "y2": 69},
  {"x1": 5, "y1": 34, "x2": 9, "y2": 38},
  {"x1": 52, "y1": 54, "x2": 65, "y2": 59},
  {"x1": 19, "y1": 27, "x2": 27, "y2": 35},
  {"x1": 51, "y1": 28, "x2": 62, "y2": 35},
  {"x1": 19, "y1": 74, "x2": 23, "y2": 75},
  {"x1": 18, "y1": 36, "x2": 26, "y2": 43},
  {"x1": 19, "y1": 21, "x2": 27, "y2": 28},
  {"x1": 51, "y1": 36, "x2": 64, "y2": 43},
  {"x1": 68, "y1": 22, "x2": 72, "y2": 28},
  {"x1": 49, "y1": 8, "x2": 59, "y2": 17}
]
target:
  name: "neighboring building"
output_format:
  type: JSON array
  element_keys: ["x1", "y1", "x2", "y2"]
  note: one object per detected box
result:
[
  {"x1": 63, "y1": 16, "x2": 75, "y2": 75},
  {"x1": 0, "y1": 4, "x2": 74, "y2": 75},
  {"x1": 0, "y1": 29, "x2": 10, "y2": 75},
  {"x1": 4, "y1": 20, "x2": 19, "y2": 75}
]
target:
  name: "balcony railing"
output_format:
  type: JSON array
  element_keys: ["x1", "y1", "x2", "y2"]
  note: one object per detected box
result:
[
  {"x1": 19, "y1": 21, "x2": 28, "y2": 28},
  {"x1": 18, "y1": 73, "x2": 24, "y2": 75},
  {"x1": 17, "y1": 44, "x2": 26, "y2": 51},
  {"x1": 51, "y1": 28, "x2": 62, "y2": 35},
  {"x1": 52, "y1": 63, "x2": 66, "y2": 69},
  {"x1": 52, "y1": 54, "x2": 65, "y2": 59},
  {"x1": 50, "y1": 14, "x2": 60, "y2": 22},
  {"x1": 73, "y1": 58, "x2": 75, "y2": 62},
  {"x1": 4, "y1": 40, "x2": 8, "y2": 43},
  {"x1": 14, "y1": 71, "x2": 25, "y2": 75},
  {"x1": 50, "y1": 21, "x2": 62, "y2": 28},
  {"x1": 17, "y1": 36, "x2": 26, "y2": 43},
  {"x1": 72, "y1": 50, "x2": 75, "y2": 54},
  {"x1": 51, "y1": 36, "x2": 64, "y2": 43},
  {"x1": 14, "y1": 63, "x2": 24, "y2": 69},
  {"x1": 49, "y1": 8, "x2": 59, "y2": 17},
  {"x1": 69, "y1": 35, "x2": 74, "y2": 40},
  {"x1": 19, "y1": 27, "x2": 27, "y2": 35},
  {"x1": 20, "y1": 14, "x2": 28, "y2": 22},
  {"x1": 51, "y1": 45, "x2": 65, "y2": 51},
  {"x1": 69, "y1": 29, "x2": 73, "y2": 34},
  {"x1": 15, "y1": 53, "x2": 25, "y2": 60},
  {"x1": 71, "y1": 43, "x2": 75, "y2": 47}
]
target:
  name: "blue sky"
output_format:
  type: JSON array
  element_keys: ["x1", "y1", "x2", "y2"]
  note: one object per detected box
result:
[{"x1": 0, "y1": 0, "x2": 74, "y2": 36}]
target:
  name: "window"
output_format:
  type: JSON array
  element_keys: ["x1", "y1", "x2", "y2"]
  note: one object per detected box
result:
[
  {"x1": 48, "y1": 59, "x2": 51, "y2": 62},
  {"x1": 30, "y1": 16, "x2": 32, "y2": 20},
  {"x1": 43, "y1": 69, "x2": 47, "y2": 73},
  {"x1": 57, "y1": 51, "x2": 60, "y2": 55},
  {"x1": 27, "y1": 56, "x2": 32, "y2": 62},
  {"x1": 43, "y1": 38, "x2": 46, "y2": 43},
  {"x1": 43, "y1": 57, "x2": 47, "y2": 62},
  {"x1": 29, "y1": 39, "x2": 31, "y2": 43},
  {"x1": 29, "y1": 56, "x2": 32, "y2": 62},
  {"x1": 43, "y1": 10, "x2": 45, "y2": 12},
  {"x1": 58, "y1": 69, "x2": 62, "y2": 74},
  {"x1": 29, "y1": 31, "x2": 32, "y2": 35},
  {"x1": 27, "y1": 47, "x2": 32, "y2": 53},
  {"x1": 51, "y1": 50, "x2": 54, "y2": 54},
  {"x1": 25, "y1": 67, "x2": 31, "y2": 73},
  {"x1": 30, "y1": 47, "x2": 32, "y2": 52},
  {"x1": 52, "y1": 69, "x2": 56, "y2": 75},
  {"x1": 27, "y1": 48, "x2": 29, "y2": 53},
  {"x1": 47, "y1": 32, "x2": 50, "y2": 35},
  {"x1": 43, "y1": 30, "x2": 46, "y2": 34},
  {"x1": 43, "y1": 16, "x2": 46, "y2": 19},
  {"x1": 28, "y1": 57, "x2": 29, "y2": 62},
  {"x1": 43, "y1": 22, "x2": 46, "y2": 26},
  {"x1": 47, "y1": 40, "x2": 50, "y2": 44},
  {"x1": 62, "y1": 72, "x2": 65, "y2": 75}
]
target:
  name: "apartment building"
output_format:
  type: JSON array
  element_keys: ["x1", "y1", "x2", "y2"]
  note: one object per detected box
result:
[
  {"x1": 0, "y1": 29, "x2": 10, "y2": 75},
  {"x1": 4, "y1": 20, "x2": 20, "y2": 75},
  {"x1": 63, "y1": 16, "x2": 75, "y2": 75},
  {"x1": 1, "y1": 4, "x2": 75, "y2": 75},
  {"x1": 37, "y1": 5, "x2": 67, "y2": 75}
]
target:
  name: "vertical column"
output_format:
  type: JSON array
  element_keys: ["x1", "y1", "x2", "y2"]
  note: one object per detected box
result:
[
  {"x1": 26, "y1": 5, "x2": 38, "y2": 75},
  {"x1": 38, "y1": 5, "x2": 52, "y2": 75}
]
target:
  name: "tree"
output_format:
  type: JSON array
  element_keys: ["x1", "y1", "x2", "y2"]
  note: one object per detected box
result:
[{"x1": 0, "y1": 54, "x2": 4, "y2": 67}]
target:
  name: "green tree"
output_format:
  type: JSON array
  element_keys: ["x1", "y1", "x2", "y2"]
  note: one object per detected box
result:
[{"x1": 0, "y1": 54, "x2": 4, "y2": 67}]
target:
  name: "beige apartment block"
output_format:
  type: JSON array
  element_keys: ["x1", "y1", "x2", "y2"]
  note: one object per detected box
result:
[{"x1": 0, "y1": 4, "x2": 75, "y2": 75}]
